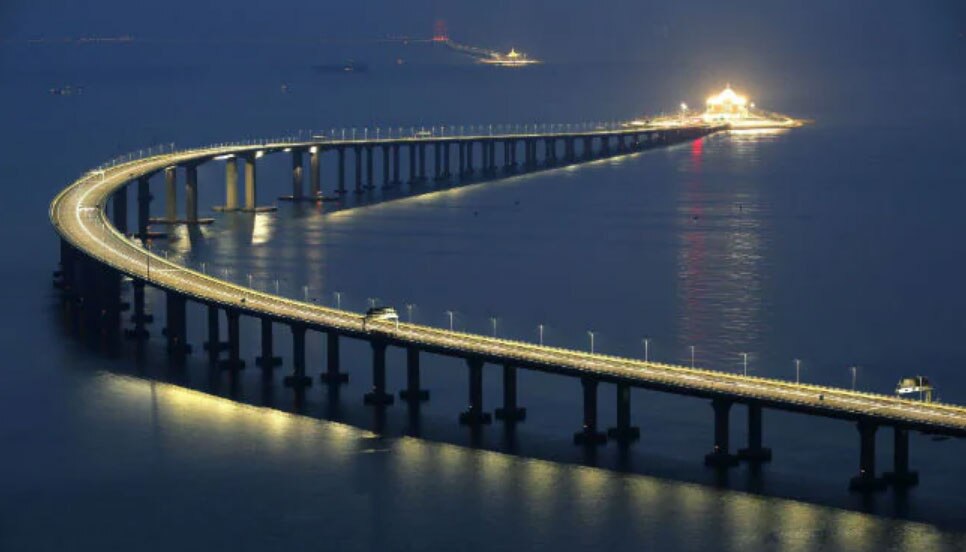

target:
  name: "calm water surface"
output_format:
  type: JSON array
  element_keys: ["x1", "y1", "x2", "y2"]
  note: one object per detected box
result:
[{"x1": 2, "y1": 60, "x2": 965, "y2": 550}]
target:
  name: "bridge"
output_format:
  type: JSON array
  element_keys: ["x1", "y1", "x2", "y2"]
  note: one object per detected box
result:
[{"x1": 50, "y1": 123, "x2": 966, "y2": 493}]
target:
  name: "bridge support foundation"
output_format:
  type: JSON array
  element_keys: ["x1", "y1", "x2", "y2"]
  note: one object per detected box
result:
[
  {"x1": 704, "y1": 398, "x2": 739, "y2": 467},
  {"x1": 124, "y1": 279, "x2": 151, "y2": 340},
  {"x1": 354, "y1": 146, "x2": 363, "y2": 194},
  {"x1": 310, "y1": 147, "x2": 321, "y2": 198},
  {"x1": 408, "y1": 144, "x2": 417, "y2": 184},
  {"x1": 203, "y1": 304, "x2": 227, "y2": 363},
  {"x1": 320, "y1": 332, "x2": 348, "y2": 384},
  {"x1": 255, "y1": 318, "x2": 282, "y2": 369},
  {"x1": 216, "y1": 157, "x2": 239, "y2": 211},
  {"x1": 399, "y1": 346, "x2": 429, "y2": 402},
  {"x1": 382, "y1": 145, "x2": 390, "y2": 188},
  {"x1": 283, "y1": 325, "x2": 312, "y2": 388},
  {"x1": 240, "y1": 153, "x2": 276, "y2": 212},
  {"x1": 364, "y1": 340, "x2": 394, "y2": 405},
  {"x1": 883, "y1": 427, "x2": 919, "y2": 487},
  {"x1": 607, "y1": 383, "x2": 640, "y2": 443},
  {"x1": 737, "y1": 403, "x2": 772, "y2": 462},
  {"x1": 391, "y1": 144, "x2": 401, "y2": 186},
  {"x1": 850, "y1": 420, "x2": 887, "y2": 491},
  {"x1": 219, "y1": 309, "x2": 245, "y2": 370},
  {"x1": 459, "y1": 358, "x2": 491, "y2": 425},
  {"x1": 365, "y1": 146, "x2": 374, "y2": 190},
  {"x1": 574, "y1": 377, "x2": 607, "y2": 445},
  {"x1": 494, "y1": 364, "x2": 526, "y2": 422},
  {"x1": 337, "y1": 147, "x2": 346, "y2": 195}
]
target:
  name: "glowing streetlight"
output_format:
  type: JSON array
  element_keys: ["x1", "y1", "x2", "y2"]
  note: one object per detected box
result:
[
  {"x1": 333, "y1": 291, "x2": 342, "y2": 309},
  {"x1": 850, "y1": 366, "x2": 858, "y2": 390},
  {"x1": 741, "y1": 352, "x2": 748, "y2": 376},
  {"x1": 643, "y1": 337, "x2": 650, "y2": 362},
  {"x1": 588, "y1": 330, "x2": 596, "y2": 354},
  {"x1": 303, "y1": 285, "x2": 309, "y2": 301},
  {"x1": 538, "y1": 324, "x2": 544, "y2": 346},
  {"x1": 405, "y1": 303, "x2": 415, "y2": 322},
  {"x1": 795, "y1": 359, "x2": 802, "y2": 384},
  {"x1": 489, "y1": 317, "x2": 498, "y2": 337},
  {"x1": 445, "y1": 310, "x2": 455, "y2": 331},
  {"x1": 690, "y1": 345, "x2": 695, "y2": 369}
]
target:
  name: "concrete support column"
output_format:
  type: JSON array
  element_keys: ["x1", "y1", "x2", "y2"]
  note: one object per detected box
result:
[
  {"x1": 337, "y1": 147, "x2": 346, "y2": 194},
  {"x1": 705, "y1": 399, "x2": 739, "y2": 467},
  {"x1": 399, "y1": 346, "x2": 429, "y2": 402},
  {"x1": 458, "y1": 142, "x2": 466, "y2": 177},
  {"x1": 510, "y1": 140, "x2": 518, "y2": 167},
  {"x1": 583, "y1": 137, "x2": 594, "y2": 159},
  {"x1": 459, "y1": 358, "x2": 491, "y2": 425},
  {"x1": 164, "y1": 167, "x2": 177, "y2": 221},
  {"x1": 738, "y1": 403, "x2": 772, "y2": 462},
  {"x1": 607, "y1": 383, "x2": 640, "y2": 442},
  {"x1": 320, "y1": 332, "x2": 348, "y2": 384},
  {"x1": 494, "y1": 364, "x2": 526, "y2": 422},
  {"x1": 364, "y1": 340, "x2": 394, "y2": 405},
  {"x1": 137, "y1": 176, "x2": 151, "y2": 242},
  {"x1": 443, "y1": 142, "x2": 451, "y2": 178},
  {"x1": 309, "y1": 147, "x2": 321, "y2": 198},
  {"x1": 884, "y1": 427, "x2": 919, "y2": 487},
  {"x1": 365, "y1": 146, "x2": 374, "y2": 190},
  {"x1": 574, "y1": 377, "x2": 607, "y2": 445},
  {"x1": 353, "y1": 146, "x2": 363, "y2": 194},
  {"x1": 112, "y1": 185, "x2": 128, "y2": 234},
  {"x1": 381, "y1": 145, "x2": 390, "y2": 188},
  {"x1": 291, "y1": 149, "x2": 304, "y2": 200},
  {"x1": 220, "y1": 309, "x2": 244, "y2": 370},
  {"x1": 244, "y1": 154, "x2": 257, "y2": 210},
  {"x1": 408, "y1": 144, "x2": 417, "y2": 184},
  {"x1": 392, "y1": 144, "x2": 401, "y2": 186},
  {"x1": 849, "y1": 419, "x2": 886, "y2": 491},
  {"x1": 255, "y1": 318, "x2": 282, "y2": 369},
  {"x1": 433, "y1": 142, "x2": 442, "y2": 181},
  {"x1": 225, "y1": 157, "x2": 239, "y2": 210},
  {"x1": 283, "y1": 324, "x2": 312, "y2": 388},
  {"x1": 204, "y1": 304, "x2": 223, "y2": 364},
  {"x1": 466, "y1": 141, "x2": 474, "y2": 174},
  {"x1": 544, "y1": 139, "x2": 553, "y2": 164},
  {"x1": 125, "y1": 279, "x2": 151, "y2": 340},
  {"x1": 418, "y1": 143, "x2": 427, "y2": 182},
  {"x1": 184, "y1": 164, "x2": 198, "y2": 223},
  {"x1": 164, "y1": 292, "x2": 190, "y2": 363}
]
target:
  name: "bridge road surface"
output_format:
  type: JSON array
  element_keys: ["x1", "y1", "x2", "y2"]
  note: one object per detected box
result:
[{"x1": 50, "y1": 134, "x2": 966, "y2": 440}]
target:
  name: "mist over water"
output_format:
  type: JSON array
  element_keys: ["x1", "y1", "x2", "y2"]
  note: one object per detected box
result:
[{"x1": 2, "y1": 6, "x2": 966, "y2": 549}]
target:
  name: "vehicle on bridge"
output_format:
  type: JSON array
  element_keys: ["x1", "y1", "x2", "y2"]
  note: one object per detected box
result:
[
  {"x1": 896, "y1": 376, "x2": 935, "y2": 402},
  {"x1": 363, "y1": 307, "x2": 399, "y2": 332}
]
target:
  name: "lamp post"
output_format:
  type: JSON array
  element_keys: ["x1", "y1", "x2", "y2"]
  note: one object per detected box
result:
[
  {"x1": 741, "y1": 352, "x2": 748, "y2": 376},
  {"x1": 445, "y1": 310, "x2": 455, "y2": 331},
  {"x1": 333, "y1": 291, "x2": 342, "y2": 310},
  {"x1": 489, "y1": 317, "x2": 498, "y2": 337},
  {"x1": 538, "y1": 324, "x2": 544, "y2": 346},
  {"x1": 643, "y1": 337, "x2": 650, "y2": 362},
  {"x1": 690, "y1": 345, "x2": 695, "y2": 369},
  {"x1": 795, "y1": 359, "x2": 802, "y2": 384},
  {"x1": 588, "y1": 331, "x2": 596, "y2": 354},
  {"x1": 406, "y1": 304, "x2": 414, "y2": 322},
  {"x1": 850, "y1": 366, "x2": 858, "y2": 390}
]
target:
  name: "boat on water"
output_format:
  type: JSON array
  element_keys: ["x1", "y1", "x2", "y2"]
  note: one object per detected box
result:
[{"x1": 478, "y1": 48, "x2": 540, "y2": 67}]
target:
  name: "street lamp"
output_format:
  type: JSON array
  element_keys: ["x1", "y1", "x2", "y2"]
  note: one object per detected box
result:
[
  {"x1": 303, "y1": 285, "x2": 309, "y2": 301},
  {"x1": 368, "y1": 297, "x2": 379, "y2": 308},
  {"x1": 741, "y1": 352, "x2": 749, "y2": 376},
  {"x1": 690, "y1": 345, "x2": 696, "y2": 369},
  {"x1": 489, "y1": 317, "x2": 498, "y2": 337},
  {"x1": 588, "y1": 330, "x2": 596, "y2": 354},
  {"x1": 850, "y1": 366, "x2": 858, "y2": 390},
  {"x1": 333, "y1": 291, "x2": 342, "y2": 309},
  {"x1": 795, "y1": 359, "x2": 802, "y2": 384},
  {"x1": 406, "y1": 303, "x2": 415, "y2": 322},
  {"x1": 643, "y1": 337, "x2": 650, "y2": 362},
  {"x1": 538, "y1": 324, "x2": 544, "y2": 346},
  {"x1": 445, "y1": 310, "x2": 455, "y2": 331}
]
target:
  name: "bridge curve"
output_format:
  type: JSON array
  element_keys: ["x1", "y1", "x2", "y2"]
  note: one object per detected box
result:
[{"x1": 51, "y1": 126, "x2": 965, "y2": 492}]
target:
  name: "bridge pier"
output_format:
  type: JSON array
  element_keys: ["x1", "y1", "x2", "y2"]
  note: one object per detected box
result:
[
  {"x1": 607, "y1": 383, "x2": 640, "y2": 443},
  {"x1": 443, "y1": 142, "x2": 451, "y2": 178},
  {"x1": 283, "y1": 324, "x2": 312, "y2": 388},
  {"x1": 112, "y1": 185, "x2": 128, "y2": 234},
  {"x1": 574, "y1": 377, "x2": 607, "y2": 445},
  {"x1": 883, "y1": 427, "x2": 919, "y2": 487},
  {"x1": 310, "y1": 147, "x2": 321, "y2": 198},
  {"x1": 219, "y1": 157, "x2": 239, "y2": 211},
  {"x1": 391, "y1": 144, "x2": 401, "y2": 187},
  {"x1": 399, "y1": 347, "x2": 430, "y2": 402},
  {"x1": 290, "y1": 149, "x2": 304, "y2": 200},
  {"x1": 418, "y1": 143, "x2": 427, "y2": 183},
  {"x1": 494, "y1": 364, "x2": 526, "y2": 422},
  {"x1": 466, "y1": 141, "x2": 475, "y2": 176},
  {"x1": 704, "y1": 398, "x2": 739, "y2": 467},
  {"x1": 382, "y1": 145, "x2": 390, "y2": 188},
  {"x1": 203, "y1": 304, "x2": 227, "y2": 364},
  {"x1": 365, "y1": 146, "x2": 374, "y2": 190},
  {"x1": 583, "y1": 137, "x2": 593, "y2": 160},
  {"x1": 163, "y1": 292, "x2": 190, "y2": 363},
  {"x1": 458, "y1": 142, "x2": 466, "y2": 177},
  {"x1": 850, "y1": 419, "x2": 887, "y2": 491},
  {"x1": 137, "y1": 176, "x2": 151, "y2": 243},
  {"x1": 319, "y1": 332, "x2": 348, "y2": 384},
  {"x1": 124, "y1": 279, "x2": 151, "y2": 340},
  {"x1": 737, "y1": 403, "x2": 772, "y2": 462},
  {"x1": 240, "y1": 153, "x2": 274, "y2": 211},
  {"x1": 164, "y1": 167, "x2": 177, "y2": 222},
  {"x1": 337, "y1": 147, "x2": 346, "y2": 195},
  {"x1": 353, "y1": 145, "x2": 363, "y2": 194},
  {"x1": 433, "y1": 142, "x2": 442, "y2": 181},
  {"x1": 459, "y1": 358, "x2": 491, "y2": 425},
  {"x1": 364, "y1": 340, "x2": 394, "y2": 405},
  {"x1": 219, "y1": 309, "x2": 245, "y2": 371},
  {"x1": 255, "y1": 317, "x2": 282, "y2": 369},
  {"x1": 408, "y1": 143, "x2": 417, "y2": 184}
]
